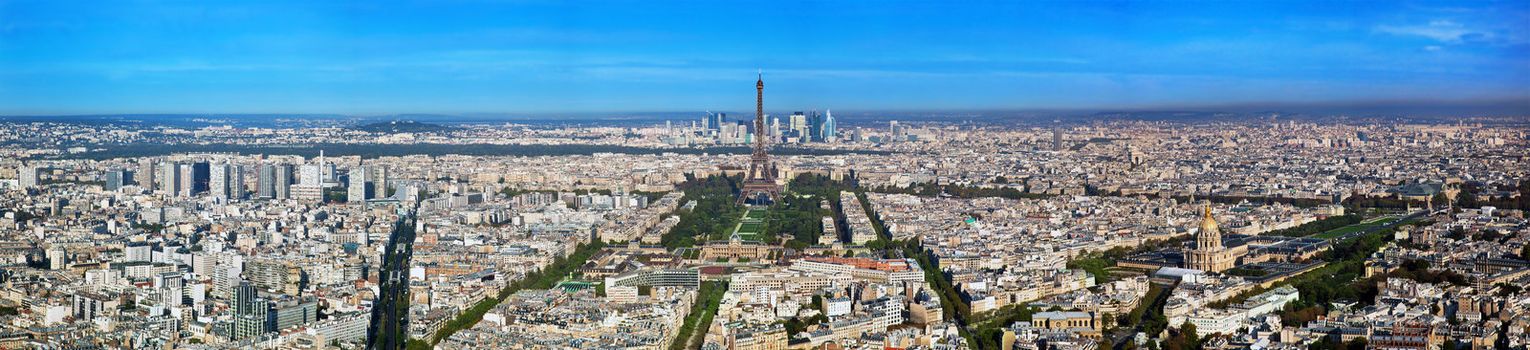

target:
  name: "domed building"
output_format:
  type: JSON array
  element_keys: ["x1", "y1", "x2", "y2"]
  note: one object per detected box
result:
[{"x1": 1185, "y1": 202, "x2": 1236, "y2": 273}]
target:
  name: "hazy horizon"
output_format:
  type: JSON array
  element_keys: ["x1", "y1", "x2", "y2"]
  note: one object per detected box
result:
[
  {"x1": 2, "y1": 96, "x2": 1527, "y2": 121},
  {"x1": 3, "y1": 1, "x2": 1528, "y2": 116}
]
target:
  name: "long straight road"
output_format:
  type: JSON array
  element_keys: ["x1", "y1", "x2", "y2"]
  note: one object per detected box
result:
[{"x1": 367, "y1": 216, "x2": 418, "y2": 350}]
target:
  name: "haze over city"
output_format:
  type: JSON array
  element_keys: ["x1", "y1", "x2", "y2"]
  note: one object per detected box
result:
[{"x1": 2, "y1": 1, "x2": 1528, "y2": 116}]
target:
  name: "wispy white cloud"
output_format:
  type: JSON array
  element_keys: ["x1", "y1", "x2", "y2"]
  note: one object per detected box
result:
[{"x1": 1374, "y1": 20, "x2": 1484, "y2": 43}]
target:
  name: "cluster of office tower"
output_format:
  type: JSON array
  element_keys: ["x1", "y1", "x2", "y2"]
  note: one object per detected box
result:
[{"x1": 94, "y1": 152, "x2": 388, "y2": 204}]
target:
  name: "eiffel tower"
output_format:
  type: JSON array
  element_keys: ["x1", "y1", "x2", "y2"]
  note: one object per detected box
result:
[{"x1": 738, "y1": 72, "x2": 781, "y2": 205}]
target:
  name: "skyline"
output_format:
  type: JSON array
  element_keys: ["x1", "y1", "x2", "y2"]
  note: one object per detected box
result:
[{"x1": 2, "y1": 1, "x2": 1529, "y2": 115}]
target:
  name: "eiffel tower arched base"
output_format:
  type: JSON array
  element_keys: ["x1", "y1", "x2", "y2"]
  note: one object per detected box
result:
[{"x1": 737, "y1": 183, "x2": 781, "y2": 206}]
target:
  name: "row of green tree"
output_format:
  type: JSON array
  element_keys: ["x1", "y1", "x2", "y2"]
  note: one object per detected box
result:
[
  {"x1": 967, "y1": 304, "x2": 1038, "y2": 350},
  {"x1": 868, "y1": 182, "x2": 1051, "y2": 200},
  {"x1": 784, "y1": 178, "x2": 987, "y2": 344},
  {"x1": 1085, "y1": 189, "x2": 1337, "y2": 209},
  {"x1": 1275, "y1": 256, "x2": 1470, "y2": 324},
  {"x1": 953, "y1": 237, "x2": 1197, "y2": 348},
  {"x1": 494, "y1": 187, "x2": 669, "y2": 207},
  {"x1": 1205, "y1": 220, "x2": 1414, "y2": 334},
  {"x1": 1342, "y1": 195, "x2": 1428, "y2": 209},
  {"x1": 1261, "y1": 214, "x2": 1363, "y2": 237},
  {"x1": 1068, "y1": 237, "x2": 1193, "y2": 283},
  {"x1": 782, "y1": 313, "x2": 829, "y2": 340},
  {"x1": 1153, "y1": 322, "x2": 1205, "y2": 350},
  {"x1": 1454, "y1": 180, "x2": 1530, "y2": 210},
  {"x1": 660, "y1": 175, "x2": 745, "y2": 249},
  {"x1": 669, "y1": 281, "x2": 728, "y2": 350},
  {"x1": 1066, "y1": 255, "x2": 1115, "y2": 284},
  {"x1": 764, "y1": 193, "x2": 832, "y2": 249},
  {"x1": 1165, "y1": 195, "x2": 1335, "y2": 208},
  {"x1": 1128, "y1": 284, "x2": 1171, "y2": 337},
  {"x1": 414, "y1": 239, "x2": 608, "y2": 348},
  {"x1": 786, "y1": 174, "x2": 859, "y2": 242},
  {"x1": 855, "y1": 191, "x2": 894, "y2": 244}
]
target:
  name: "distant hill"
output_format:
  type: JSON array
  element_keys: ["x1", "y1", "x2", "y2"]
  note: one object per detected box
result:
[{"x1": 352, "y1": 120, "x2": 455, "y2": 133}]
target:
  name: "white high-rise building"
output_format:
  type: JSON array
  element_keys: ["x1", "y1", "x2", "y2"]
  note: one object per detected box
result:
[
  {"x1": 257, "y1": 165, "x2": 275, "y2": 199},
  {"x1": 18, "y1": 163, "x2": 42, "y2": 188},
  {"x1": 212, "y1": 260, "x2": 242, "y2": 299},
  {"x1": 790, "y1": 112, "x2": 807, "y2": 137},
  {"x1": 211, "y1": 163, "x2": 228, "y2": 199},
  {"x1": 299, "y1": 165, "x2": 322, "y2": 187},
  {"x1": 158, "y1": 162, "x2": 181, "y2": 196},
  {"x1": 295, "y1": 164, "x2": 325, "y2": 202},
  {"x1": 46, "y1": 247, "x2": 66, "y2": 270},
  {"x1": 275, "y1": 164, "x2": 293, "y2": 200},
  {"x1": 372, "y1": 165, "x2": 389, "y2": 198},
  {"x1": 348, "y1": 165, "x2": 369, "y2": 203},
  {"x1": 323, "y1": 163, "x2": 337, "y2": 186},
  {"x1": 229, "y1": 164, "x2": 244, "y2": 199},
  {"x1": 138, "y1": 158, "x2": 157, "y2": 188},
  {"x1": 178, "y1": 163, "x2": 195, "y2": 197},
  {"x1": 190, "y1": 252, "x2": 216, "y2": 278},
  {"x1": 771, "y1": 117, "x2": 781, "y2": 140},
  {"x1": 210, "y1": 162, "x2": 245, "y2": 200},
  {"x1": 124, "y1": 243, "x2": 151, "y2": 262}
]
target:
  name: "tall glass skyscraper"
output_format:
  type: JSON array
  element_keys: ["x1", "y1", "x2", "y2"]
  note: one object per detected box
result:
[{"x1": 823, "y1": 109, "x2": 837, "y2": 141}]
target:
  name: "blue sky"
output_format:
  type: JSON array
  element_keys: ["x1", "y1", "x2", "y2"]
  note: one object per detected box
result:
[{"x1": 1, "y1": 0, "x2": 1527, "y2": 115}]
